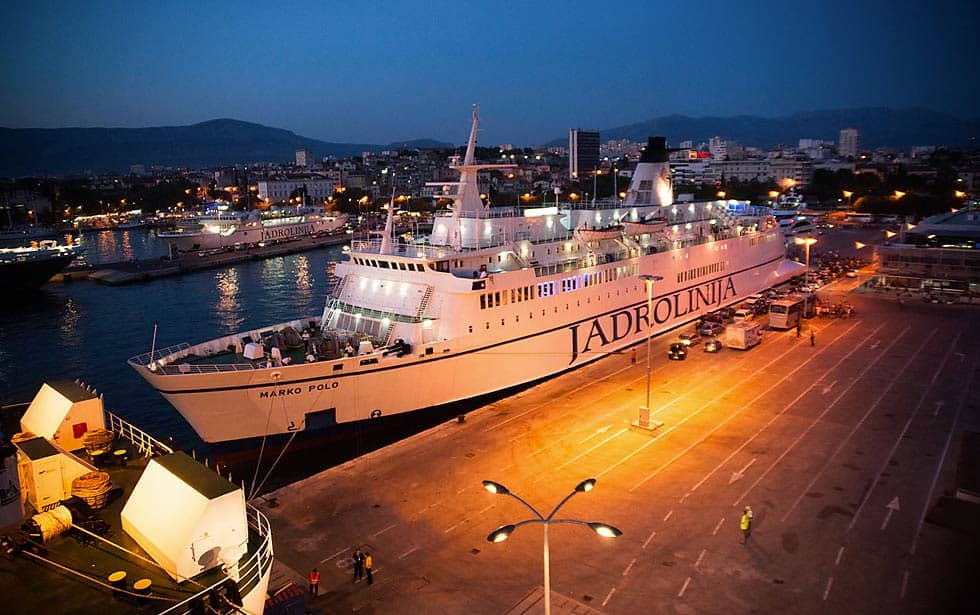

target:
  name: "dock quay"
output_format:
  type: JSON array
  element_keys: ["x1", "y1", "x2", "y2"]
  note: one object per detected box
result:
[
  {"x1": 56, "y1": 233, "x2": 349, "y2": 285},
  {"x1": 255, "y1": 279, "x2": 979, "y2": 614}
]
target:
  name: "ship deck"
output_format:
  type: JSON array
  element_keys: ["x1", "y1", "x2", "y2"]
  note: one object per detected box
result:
[{"x1": 0, "y1": 410, "x2": 269, "y2": 614}]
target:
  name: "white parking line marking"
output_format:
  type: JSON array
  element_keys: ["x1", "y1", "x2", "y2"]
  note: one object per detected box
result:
[
  {"x1": 678, "y1": 577, "x2": 691, "y2": 597},
  {"x1": 399, "y1": 547, "x2": 418, "y2": 559},
  {"x1": 371, "y1": 523, "x2": 396, "y2": 538},
  {"x1": 622, "y1": 558, "x2": 636, "y2": 576},
  {"x1": 602, "y1": 587, "x2": 616, "y2": 607},
  {"x1": 694, "y1": 549, "x2": 707, "y2": 569},
  {"x1": 822, "y1": 577, "x2": 834, "y2": 601},
  {"x1": 642, "y1": 530, "x2": 656, "y2": 549},
  {"x1": 834, "y1": 546, "x2": 844, "y2": 566},
  {"x1": 712, "y1": 518, "x2": 725, "y2": 536},
  {"x1": 663, "y1": 510, "x2": 673, "y2": 522},
  {"x1": 321, "y1": 547, "x2": 348, "y2": 563},
  {"x1": 900, "y1": 569, "x2": 909, "y2": 599}
]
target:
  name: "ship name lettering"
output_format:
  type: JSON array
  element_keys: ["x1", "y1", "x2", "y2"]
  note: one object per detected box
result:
[
  {"x1": 259, "y1": 387, "x2": 303, "y2": 398},
  {"x1": 567, "y1": 275, "x2": 736, "y2": 364},
  {"x1": 308, "y1": 382, "x2": 340, "y2": 392},
  {"x1": 262, "y1": 223, "x2": 315, "y2": 241}
]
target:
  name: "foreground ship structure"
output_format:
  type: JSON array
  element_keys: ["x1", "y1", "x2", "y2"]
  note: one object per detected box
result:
[
  {"x1": 130, "y1": 106, "x2": 803, "y2": 450},
  {"x1": 0, "y1": 381, "x2": 273, "y2": 614}
]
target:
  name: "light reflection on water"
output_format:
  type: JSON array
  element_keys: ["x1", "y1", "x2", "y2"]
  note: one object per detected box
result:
[
  {"x1": 0, "y1": 242, "x2": 346, "y2": 453},
  {"x1": 75, "y1": 229, "x2": 169, "y2": 266}
]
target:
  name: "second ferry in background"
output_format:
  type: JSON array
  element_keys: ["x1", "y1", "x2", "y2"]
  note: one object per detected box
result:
[
  {"x1": 130, "y1": 106, "x2": 803, "y2": 455},
  {"x1": 157, "y1": 203, "x2": 347, "y2": 255}
]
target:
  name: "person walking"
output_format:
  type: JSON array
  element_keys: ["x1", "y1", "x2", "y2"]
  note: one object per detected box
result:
[
  {"x1": 365, "y1": 552, "x2": 374, "y2": 585},
  {"x1": 796, "y1": 323, "x2": 802, "y2": 338},
  {"x1": 352, "y1": 547, "x2": 364, "y2": 582},
  {"x1": 740, "y1": 506, "x2": 753, "y2": 544},
  {"x1": 309, "y1": 568, "x2": 320, "y2": 598},
  {"x1": 810, "y1": 329, "x2": 815, "y2": 347},
  {"x1": 631, "y1": 347, "x2": 637, "y2": 364}
]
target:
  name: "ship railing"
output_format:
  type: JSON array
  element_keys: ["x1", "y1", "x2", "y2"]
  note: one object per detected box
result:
[
  {"x1": 157, "y1": 505, "x2": 274, "y2": 615},
  {"x1": 106, "y1": 411, "x2": 174, "y2": 457},
  {"x1": 129, "y1": 343, "x2": 192, "y2": 367}
]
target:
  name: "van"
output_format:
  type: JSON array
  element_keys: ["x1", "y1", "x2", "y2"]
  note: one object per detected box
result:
[
  {"x1": 744, "y1": 294, "x2": 764, "y2": 307},
  {"x1": 733, "y1": 308, "x2": 754, "y2": 322}
]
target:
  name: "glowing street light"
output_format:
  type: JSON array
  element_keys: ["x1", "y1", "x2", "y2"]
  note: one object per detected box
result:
[
  {"x1": 855, "y1": 241, "x2": 867, "y2": 250},
  {"x1": 884, "y1": 230, "x2": 897, "y2": 239},
  {"x1": 717, "y1": 191, "x2": 726, "y2": 199},
  {"x1": 484, "y1": 478, "x2": 622, "y2": 615},
  {"x1": 893, "y1": 190, "x2": 906, "y2": 199}
]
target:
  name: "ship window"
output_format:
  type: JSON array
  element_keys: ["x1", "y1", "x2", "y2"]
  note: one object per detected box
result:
[
  {"x1": 468, "y1": 325, "x2": 473, "y2": 332},
  {"x1": 333, "y1": 364, "x2": 343, "y2": 371},
  {"x1": 360, "y1": 358, "x2": 379, "y2": 366},
  {"x1": 480, "y1": 295, "x2": 486, "y2": 309},
  {"x1": 380, "y1": 261, "x2": 390, "y2": 269}
]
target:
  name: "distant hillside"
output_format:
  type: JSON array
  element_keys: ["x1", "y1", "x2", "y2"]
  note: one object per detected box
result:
[
  {"x1": 384, "y1": 139, "x2": 454, "y2": 150},
  {"x1": 0, "y1": 119, "x2": 380, "y2": 177},
  {"x1": 551, "y1": 108, "x2": 980, "y2": 150}
]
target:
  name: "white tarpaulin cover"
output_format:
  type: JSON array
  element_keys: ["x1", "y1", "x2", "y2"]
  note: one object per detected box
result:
[
  {"x1": 121, "y1": 451, "x2": 248, "y2": 582},
  {"x1": 20, "y1": 381, "x2": 105, "y2": 452}
]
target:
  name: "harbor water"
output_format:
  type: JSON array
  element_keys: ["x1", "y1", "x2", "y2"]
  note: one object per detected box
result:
[{"x1": 0, "y1": 228, "x2": 346, "y2": 462}]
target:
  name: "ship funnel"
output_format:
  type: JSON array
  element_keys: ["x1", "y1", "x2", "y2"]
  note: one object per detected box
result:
[{"x1": 623, "y1": 137, "x2": 673, "y2": 208}]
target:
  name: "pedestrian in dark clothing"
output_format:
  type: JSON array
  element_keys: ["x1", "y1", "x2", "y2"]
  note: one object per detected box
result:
[
  {"x1": 810, "y1": 330, "x2": 815, "y2": 346},
  {"x1": 631, "y1": 348, "x2": 637, "y2": 364},
  {"x1": 309, "y1": 568, "x2": 320, "y2": 597},
  {"x1": 796, "y1": 324, "x2": 801, "y2": 338},
  {"x1": 352, "y1": 548, "x2": 364, "y2": 582},
  {"x1": 365, "y1": 552, "x2": 374, "y2": 585}
]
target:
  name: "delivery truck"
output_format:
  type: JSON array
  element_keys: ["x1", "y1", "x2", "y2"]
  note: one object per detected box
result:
[{"x1": 726, "y1": 321, "x2": 762, "y2": 350}]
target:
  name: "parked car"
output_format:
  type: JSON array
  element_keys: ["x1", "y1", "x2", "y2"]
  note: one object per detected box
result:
[
  {"x1": 704, "y1": 339, "x2": 723, "y2": 353},
  {"x1": 846, "y1": 270, "x2": 858, "y2": 278},
  {"x1": 679, "y1": 331, "x2": 702, "y2": 347},
  {"x1": 733, "y1": 308, "x2": 754, "y2": 322},
  {"x1": 668, "y1": 343, "x2": 687, "y2": 360},
  {"x1": 700, "y1": 321, "x2": 725, "y2": 337}
]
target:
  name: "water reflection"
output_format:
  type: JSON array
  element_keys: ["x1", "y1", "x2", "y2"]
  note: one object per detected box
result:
[
  {"x1": 214, "y1": 269, "x2": 244, "y2": 333},
  {"x1": 294, "y1": 256, "x2": 313, "y2": 305}
]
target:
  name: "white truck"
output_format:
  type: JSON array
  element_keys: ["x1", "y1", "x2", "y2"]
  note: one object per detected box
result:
[{"x1": 726, "y1": 321, "x2": 762, "y2": 350}]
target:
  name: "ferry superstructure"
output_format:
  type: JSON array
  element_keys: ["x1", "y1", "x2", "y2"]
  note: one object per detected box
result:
[
  {"x1": 157, "y1": 205, "x2": 347, "y2": 253},
  {"x1": 130, "y1": 107, "x2": 803, "y2": 447}
]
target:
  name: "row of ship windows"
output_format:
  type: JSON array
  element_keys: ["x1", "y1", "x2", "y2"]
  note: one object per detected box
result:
[
  {"x1": 471, "y1": 285, "x2": 641, "y2": 332},
  {"x1": 480, "y1": 263, "x2": 639, "y2": 310},
  {"x1": 677, "y1": 260, "x2": 728, "y2": 283},
  {"x1": 351, "y1": 257, "x2": 427, "y2": 272}
]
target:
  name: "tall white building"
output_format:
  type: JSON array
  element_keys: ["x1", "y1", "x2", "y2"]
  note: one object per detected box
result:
[
  {"x1": 839, "y1": 128, "x2": 859, "y2": 158},
  {"x1": 295, "y1": 148, "x2": 315, "y2": 167},
  {"x1": 257, "y1": 178, "x2": 335, "y2": 204},
  {"x1": 708, "y1": 137, "x2": 728, "y2": 161}
]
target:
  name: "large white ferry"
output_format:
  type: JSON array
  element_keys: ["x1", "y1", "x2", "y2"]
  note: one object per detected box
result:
[
  {"x1": 158, "y1": 205, "x2": 347, "y2": 254},
  {"x1": 129, "y1": 107, "x2": 803, "y2": 449}
]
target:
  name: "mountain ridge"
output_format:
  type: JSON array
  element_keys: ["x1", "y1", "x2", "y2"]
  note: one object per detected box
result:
[{"x1": 2, "y1": 108, "x2": 977, "y2": 177}]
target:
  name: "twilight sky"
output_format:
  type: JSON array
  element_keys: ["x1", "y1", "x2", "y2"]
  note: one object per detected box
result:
[{"x1": 1, "y1": 0, "x2": 977, "y2": 146}]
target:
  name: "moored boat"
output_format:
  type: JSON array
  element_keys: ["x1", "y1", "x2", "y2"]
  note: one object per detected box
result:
[
  {"x1": 0, "y1": 238, "x2": 81, "y2": 290},
  {"x1": 129, "y1": 106, "x2": 803, "y2": 453},
  {"x1": 157, "y1": 205, "x2": 347, "y2": 255},
  {"x1": 0, "y1": 380, "x2": 274, "y2": 614}
]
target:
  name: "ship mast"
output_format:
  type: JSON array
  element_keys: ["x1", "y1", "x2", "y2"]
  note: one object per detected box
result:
[{"x1": 427, "y1": 104, "x2": 514, "y2": 249}]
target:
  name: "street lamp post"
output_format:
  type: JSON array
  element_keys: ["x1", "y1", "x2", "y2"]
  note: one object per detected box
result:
[
  {"x1": 635, "y1": 274, "x2": 664, "y2": 431},
  {"x1": 484, "y1": 478, "x2": 622, "y2": 615},
  {"x1": 794, "y1": 237, "x2": 817, "y2": 319}
]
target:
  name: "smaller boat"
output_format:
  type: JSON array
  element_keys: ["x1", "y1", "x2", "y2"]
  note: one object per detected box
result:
[
  {"x1": 573, "y1": 224, "x2": 624, "y2": 242},
  {"x1": 623, "y1": 216, "x2": 668, "y2": 236},
  {"x1": 0, "y1": 238, "x2": 81, "y2": 290},
  {"x1": 0, "y1": 380, "x2": 274, "y2": 615}
]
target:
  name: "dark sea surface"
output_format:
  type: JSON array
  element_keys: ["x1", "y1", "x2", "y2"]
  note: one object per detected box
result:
[{"x1": 0, "y1": 228, "x2": 347, "y2": 458}]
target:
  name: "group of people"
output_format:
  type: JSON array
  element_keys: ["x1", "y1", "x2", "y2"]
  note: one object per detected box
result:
[{"x1": 309, "y1": 548, "x2": 375, "y2": 599}]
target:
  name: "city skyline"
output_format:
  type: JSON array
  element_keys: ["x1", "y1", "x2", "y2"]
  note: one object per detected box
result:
[{"x1": 2, "y1": 0, "x2": 978, "y2": 146}]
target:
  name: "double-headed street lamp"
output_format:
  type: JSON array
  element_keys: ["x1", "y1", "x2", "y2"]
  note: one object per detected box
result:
[
  {"x1": 794, "y1": 236, "x2": 817, "y2": 319},
  {"x1": 484, "y1": 478, "x2": 621, "y2": 615},
  {"x1": 636, "y1": 274, "x2": 664, "y2": 431}
]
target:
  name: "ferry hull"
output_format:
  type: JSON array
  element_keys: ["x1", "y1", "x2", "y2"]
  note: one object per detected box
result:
[{"x1": 132, "y1": 239, "x2": 802, "y2": 445}]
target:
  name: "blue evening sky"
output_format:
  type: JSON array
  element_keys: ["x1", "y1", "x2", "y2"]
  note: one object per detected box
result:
[{"x1": 1, "y1": 0, "x2": 977, "y2": 145}]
